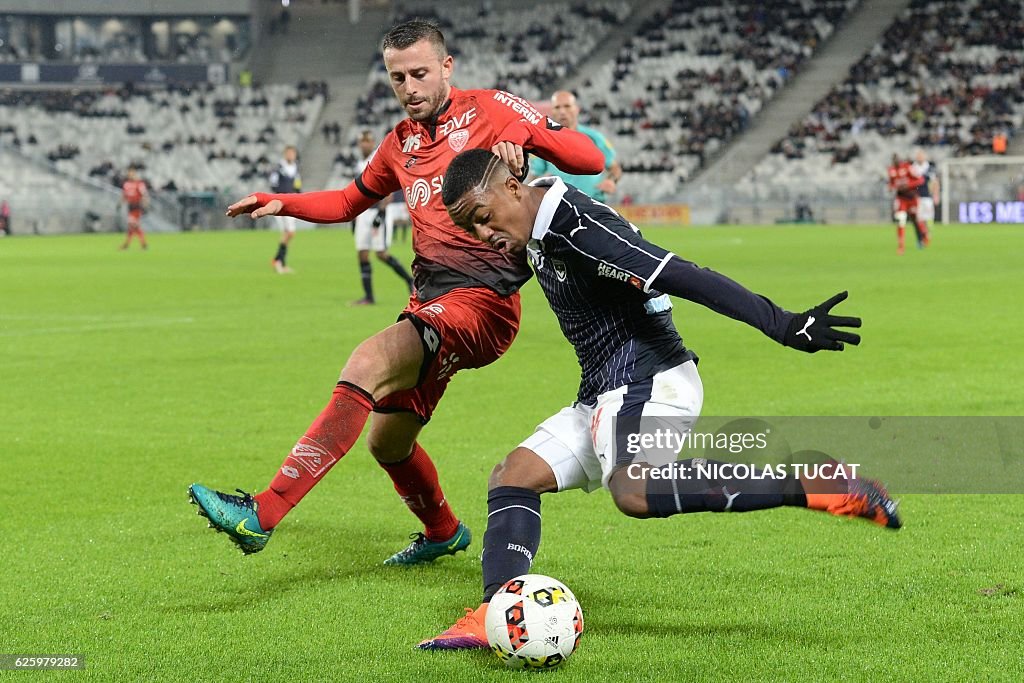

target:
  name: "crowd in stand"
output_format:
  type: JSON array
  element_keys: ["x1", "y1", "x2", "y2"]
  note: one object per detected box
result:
[
  {"x1": 0, "y1": 81, "x2": 326, "y2": 196},
  {"x1": 741, "y1": 0, "x2": 1024, "y2": 200},
  {"x1": 571, "y1": 0, "x2": 857, "y2": 199}
]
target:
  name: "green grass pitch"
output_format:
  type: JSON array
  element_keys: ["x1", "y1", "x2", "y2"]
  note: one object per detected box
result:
[{"x1": 1, "y1": 224, "x2": 1022, "y2": 681}]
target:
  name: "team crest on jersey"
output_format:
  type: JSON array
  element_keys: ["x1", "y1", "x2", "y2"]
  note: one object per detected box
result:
[
  {"x1": 448, "y1": 129, "x2": 469, "y2": 152},
  {"x1": 551, "y1": 259, "x2": 567, "y2": 282}
]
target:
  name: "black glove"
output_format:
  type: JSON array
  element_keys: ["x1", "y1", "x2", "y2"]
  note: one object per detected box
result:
[
  {"x1": 783, "y1": 291, "x2": 861, "y2": 353},
  {"x1": 372, "y1": 210, "x2": 384, "y2": 230}
]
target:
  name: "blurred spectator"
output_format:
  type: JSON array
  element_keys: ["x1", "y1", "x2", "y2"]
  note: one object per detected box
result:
[
  {"x1": 0, "y1": 199, "x2": 10, "y2": 236},
  {"x1": 993, "y1": 131, "x2": 1008, "y2": 155}
]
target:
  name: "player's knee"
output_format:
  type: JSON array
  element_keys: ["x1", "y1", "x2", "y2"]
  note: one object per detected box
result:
[
  {"x1": 366, "y1": 431, "x2": 412, "y2": 463},
  {"x1": 340, "y1": 322, "x2": 423, "y2": 398},
  {"x1": 609, "y1": 469, "x2": 651, "y2": 518},
  {"x1": 611, "y1": 490, "x2": 650, "y2": 518},
  {"x1": 488, "y1": 448, "x2": 557, "y2": 494},
  {"x1": 374, "y1": 250, "x2": 391, "y2": 261}
]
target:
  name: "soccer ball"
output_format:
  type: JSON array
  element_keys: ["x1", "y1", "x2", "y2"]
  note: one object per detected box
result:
[{"x1": 485, "y1": 574, "x2": 583, "y2": 670}]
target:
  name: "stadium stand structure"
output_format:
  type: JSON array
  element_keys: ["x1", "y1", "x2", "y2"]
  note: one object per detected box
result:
[
  {"x1": 0, "y1": 83, "x2": 324, "y2": 198},
  {"x1": 0, "y1": 15, "x2": 249, "y2": 64},
  {"x1": 737, "y1": 0, "x2": 1024, "y2": 204}
]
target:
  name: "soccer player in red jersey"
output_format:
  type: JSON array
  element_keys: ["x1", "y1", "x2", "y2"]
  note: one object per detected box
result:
[
  {"x1": 119, "y1": 167, "x2": 148, "y2": 250},
  {"x1": 887, "y1": 154, "x2": 925, "y2": 255},
  {"x1": 188, "y1": 20, "x2": 605, "y2": 564}
]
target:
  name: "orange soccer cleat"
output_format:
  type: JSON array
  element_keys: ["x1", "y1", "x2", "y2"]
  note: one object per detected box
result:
[
  {"x1": 803, "y1": 459, "x2": 901, "y2": 530},
  {"x1": 417, "y1": 604, "x2": 489, "y2": 650}
]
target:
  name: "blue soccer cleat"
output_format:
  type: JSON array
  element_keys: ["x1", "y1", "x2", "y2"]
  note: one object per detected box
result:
[
  {"x1": 384, "y1": 522, "x2": 471, "y2": 566},
  {"x1": 188, "y1": 483, "x2": 273, "y2": 554}
]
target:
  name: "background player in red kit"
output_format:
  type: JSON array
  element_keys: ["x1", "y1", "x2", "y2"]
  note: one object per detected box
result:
[
  {"x1": 887, "y1": 154, "x2": 925, "y2": 255},
  {"x1": 119, "y1": 166, "x2": 148, "y2": 250},
  {"x1": 188, "y1": 20, "x2": 605, "y2": 565}
]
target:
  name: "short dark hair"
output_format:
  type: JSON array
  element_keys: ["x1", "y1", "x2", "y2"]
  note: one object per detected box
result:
[
  {"x1": 442, "y1": 149, "x2": 503, "y2": 208},
  {"x1": 381, "y1": 19, "x2": 447, "y2": 59}
]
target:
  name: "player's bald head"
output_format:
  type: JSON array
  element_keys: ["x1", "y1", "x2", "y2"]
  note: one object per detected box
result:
[
  {"x1": 550, "y1": 90, "x2": 580, "y2": 129},
  {"x1": 550, "y1": 90, "x2": 577, "y2": 108},
  {"x1": 442, "y1": 149, "x2": 511, "y2": 229}
]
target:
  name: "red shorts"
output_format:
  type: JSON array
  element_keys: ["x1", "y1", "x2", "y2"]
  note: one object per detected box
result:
[
  {"x1": 375, "y1": 287, "x2": 522, "y2": 422},
  {"x1": 893, "y1": 196, "x2": 918, "y2": 214}
]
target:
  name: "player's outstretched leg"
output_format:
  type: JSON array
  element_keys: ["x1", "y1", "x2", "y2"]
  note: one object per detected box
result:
[
  {"x1": 630, "y1": 455, "x2": 900, "y2": 529},
  {"x1": 189, "y1": 320, "x2": 425, "y2": 554}
]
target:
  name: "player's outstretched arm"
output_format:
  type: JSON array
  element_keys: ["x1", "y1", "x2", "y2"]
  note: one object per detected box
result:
[
  {"x1": 226, "y1": 182, "x2": 380, "y2": 224},
  {"x1": 651, "y1": 257, "x2": 861, "y2": 353},
  {"x1": 496, "y1": 121, "x2": 605, "y2": 176}
]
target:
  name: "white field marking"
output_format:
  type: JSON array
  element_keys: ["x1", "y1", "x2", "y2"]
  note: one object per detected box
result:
[{"x1": 0, "y1": 315, "x2": 195, "y2": 337}]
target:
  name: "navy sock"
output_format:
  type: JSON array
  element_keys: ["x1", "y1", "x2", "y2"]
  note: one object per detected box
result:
[
  {"x1": 275, "y1": 243, "x2": 287, "y2": 264},
  {"x1": 359, "y1": 261, "x2": 373, "y2": 301},
  {"x1": 645, "y1": 459, "x2": 805, "y2": 518},
  {"x1": 383, "y1": 254, "x2": 413, "y2": 289},
  {"x1": 482, "y1": 486, "x2": 541, "y2": 603}
]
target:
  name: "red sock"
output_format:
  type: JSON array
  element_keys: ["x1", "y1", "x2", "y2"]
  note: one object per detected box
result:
[
  {"x1": 897, "y1": 226, "x2": 905, "y2": 251},
  {"x1": 379, "y1": 443, "x2": 460, "y2": 541},
  {"x1": 917, "y1": 220, "x2": 930, "y2": 245},
  {"x1": 254, "y1": 382, "x2": 374, "y2": 529}
]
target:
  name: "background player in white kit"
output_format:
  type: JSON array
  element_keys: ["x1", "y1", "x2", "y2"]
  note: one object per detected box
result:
[
  {"x1": 351, "y1": 130, "x2": 414, "y2": 305},
  {"x1": 270, "y1": 145, "x2": 300, "y2": 274}
]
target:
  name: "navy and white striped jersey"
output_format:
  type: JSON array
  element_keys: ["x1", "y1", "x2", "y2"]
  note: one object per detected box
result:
[
  {"x1": 527, "y1": 178, "x2": 795, "y2": 405},
  {"x1": 270, "y1": 160, "x2": 301, "y2": 194},
  {"x1": 911, "y1": 160, "x2": 934, "y2": 198},
  {"x1": 527, "y1": 177, "x2": 695, "y2": 405}
]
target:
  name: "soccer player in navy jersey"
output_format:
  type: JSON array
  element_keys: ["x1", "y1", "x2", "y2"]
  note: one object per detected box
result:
[{"x1": 418, "y1": 148, "x2": 899, "y2": 650}]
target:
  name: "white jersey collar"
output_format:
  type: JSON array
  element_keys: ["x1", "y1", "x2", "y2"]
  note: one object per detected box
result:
[{"x1": 529, "y1": 176, "x2": 567, "y2": 240}]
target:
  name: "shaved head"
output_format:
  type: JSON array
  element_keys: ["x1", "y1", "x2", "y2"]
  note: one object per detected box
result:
[
  {"x1": 442, "y1": 149, "x2": 511, "y2": 229},
  {"x1": 441, "y1": 148, "x2": 542, "y2": 255}
]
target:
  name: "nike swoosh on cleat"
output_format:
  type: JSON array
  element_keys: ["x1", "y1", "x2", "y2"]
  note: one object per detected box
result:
[
  {"x1": 235, "y1": 519, "x2": 267, "y2": 538},
  {"x1": 447, "y1": 529, "x2": 465, "y2": 551}
]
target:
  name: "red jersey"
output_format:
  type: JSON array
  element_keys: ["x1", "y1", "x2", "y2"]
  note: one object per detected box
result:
[
  {"x1": 360, "y1": 88, "x2": 563, "y2": 298},
  {"x1": 887, "y1": 162, "x2": 923, "y2": 199},
  {"x1": 122, "y1": 179, "x2": 148, "y2": 207},
  {"x1": 257, "y1": 86, "x2": 605, "y2": 301}
]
